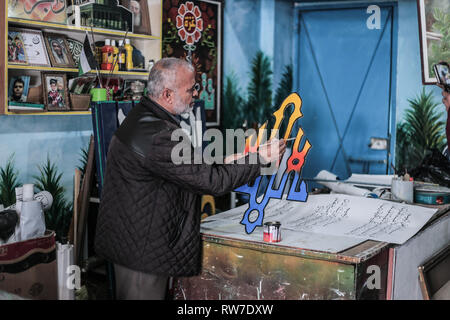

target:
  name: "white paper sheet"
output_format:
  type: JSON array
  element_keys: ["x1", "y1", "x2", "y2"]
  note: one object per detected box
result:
[
  {"x1": 202, "y1": 194, "x2": 438, "y2": 252},
  {"x1": 201, "y1": 219, "x2": 364, "y2": 253}
]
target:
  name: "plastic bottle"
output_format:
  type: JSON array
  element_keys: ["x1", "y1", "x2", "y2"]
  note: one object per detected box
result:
[
  {"x1": 101, "y1": 39, "x2": 114, "y2": 71},
  {"x1": 124, "y1": 39, "x2": 134, "y2": 71},
  {"x1": 111, "y1": 40, "x2": 119, "y2": 72},
  {"x1": 118, "y1": 40, "x2": 126, "y2": 71}
]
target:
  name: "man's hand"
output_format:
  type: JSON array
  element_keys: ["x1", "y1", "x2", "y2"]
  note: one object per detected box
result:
[
  {"x1": 224, "y1": 153, "x2": 246, "y2": 164},
  {"x1": 223, "y1": 138, "x2": 287, "y2": 165},
  {"x1": 258, "y1": 138, "x2": 286, "y2": 164}
]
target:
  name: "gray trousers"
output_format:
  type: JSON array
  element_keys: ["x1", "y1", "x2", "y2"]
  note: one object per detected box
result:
[{"x1": 114, "y1": 264, "x2": 169, "y2": 300}]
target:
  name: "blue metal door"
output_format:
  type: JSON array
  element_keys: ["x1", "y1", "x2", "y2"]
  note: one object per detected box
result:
[{"x1": 296, "y1": 4, "x2": 396, "y2": 180}]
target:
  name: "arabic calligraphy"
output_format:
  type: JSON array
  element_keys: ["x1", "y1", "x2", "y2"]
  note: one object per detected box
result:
[
  {"x1": 24, "y1": 0, "x2": 66, "y2": 15},
  {"x1": 9, "y1": 0, "x2": 67, "y2": 22},
  {"x1": 235, "y1": 93, "x2": 312, "y2": 234}
]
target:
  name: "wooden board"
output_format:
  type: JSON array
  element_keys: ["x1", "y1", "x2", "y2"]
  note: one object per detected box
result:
[{"x1": 75, "y1": 135, "x2": 95, "y2": 266}]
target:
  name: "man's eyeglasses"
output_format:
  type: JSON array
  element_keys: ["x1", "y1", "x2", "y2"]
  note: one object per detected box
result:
[{"x1": 187, "y1": 83, "x2": 200, "y2": 94}]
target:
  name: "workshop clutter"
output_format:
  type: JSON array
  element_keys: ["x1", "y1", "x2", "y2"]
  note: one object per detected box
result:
[
  {"x1": 0, "y1": 185, "x2": 58, "y2": 300},
  {"x1": 0, "y1": 184, "x2": 53, "y2": 246}
]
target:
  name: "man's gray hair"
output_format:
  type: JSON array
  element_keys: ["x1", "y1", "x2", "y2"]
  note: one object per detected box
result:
[{"x1": 147, "y1": 58, "x2": 194, "y2": 99}]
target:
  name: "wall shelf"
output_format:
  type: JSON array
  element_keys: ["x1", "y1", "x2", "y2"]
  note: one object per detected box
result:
[
  {"x1": 8, "y1": 65, "x2": 149, "y2": 76},
  {"x1": 6, "y1": 110, "x2": 92, "y2": 116},
  {"x1": 8, "y1": 18, "x2": 161, "y2": 41},
  {"x1": 2, "y1": 1, "x2": 162, "y2": 115}
]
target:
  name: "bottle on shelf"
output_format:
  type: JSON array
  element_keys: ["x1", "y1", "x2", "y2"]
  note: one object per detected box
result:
[
  {"x1": 118, "y1": 40, "x2": 127, "y2": 72},
  {"x1": 111, "y1": 40, "x2": 119, "y2": 72},
  {"x1": 124, "y1": 39, "x2": 134, "y2": 71},
  {"x1": 101, "y1": 39, "x2": 114, "y2": 71}
]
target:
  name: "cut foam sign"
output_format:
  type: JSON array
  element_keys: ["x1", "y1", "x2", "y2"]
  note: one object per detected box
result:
[{"x1": 235, "y1": 93, "x2": 312, "y2": 234}]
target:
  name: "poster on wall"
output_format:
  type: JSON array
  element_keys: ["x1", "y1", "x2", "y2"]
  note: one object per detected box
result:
[
  {"x1": 7, "y1": 0, "x2": 68, "y2": 24},
  {"x1": 162, "y1": 0, "x2": 222, "y2": 126},
  {"x1": 417, "y1": 0, "x2": 450, "y2": 84}
]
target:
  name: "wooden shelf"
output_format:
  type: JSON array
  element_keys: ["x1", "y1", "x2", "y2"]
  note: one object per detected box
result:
[
  {"x1": 1, "y1": 0, "x2": 162, "y2": 115},
  {"x1": 8, "y1": 65, "x2": 79, "y2": 73},
  {"x1": 8, "y1": 65, "x2": 149, "y2": 76},
  {"x1": 6, "y1": 110, "x2": 92, "y2": 116},
  {"x1": 8, "y1": 18, "x2": 160, "y2": 40}
]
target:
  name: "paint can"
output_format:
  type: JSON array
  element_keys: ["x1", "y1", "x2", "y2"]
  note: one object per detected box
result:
[{"x1": 263, "y1": 221, "x2": 281, "y2": 243}]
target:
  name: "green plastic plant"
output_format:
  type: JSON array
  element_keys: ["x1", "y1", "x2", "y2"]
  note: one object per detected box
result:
[
  {"x1": 396, "y1": 89, "x2": 446, "y2": 171},
  {"x1": 222, "y1": 73, "x2": 246, "y2": 131},
  {"x1": 246, "y1": 51, "x2": 273, "y2": 127},
  {"x1": 33, "y1": 156, "x2": 73, "y2": 243},
  {"x1": 222, "y1": 52, "x2": 293, "y2": 133},
  {"x1": 0, "y1": 155, "x2": 21, "y2": 208},
  {"x1": 77, "y1": 145, "x2": 89, "y2": 183},
  {"x1": 272, "y1": 64, "x2": 294, "y2": 137}
]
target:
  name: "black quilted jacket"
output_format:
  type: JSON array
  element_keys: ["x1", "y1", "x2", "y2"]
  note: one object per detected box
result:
[{"x1": 94, "y1": 97, "x2": 263, "y2": 276}]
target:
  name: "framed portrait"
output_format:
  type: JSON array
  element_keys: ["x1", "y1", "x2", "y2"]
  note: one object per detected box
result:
[
  {"x1": 10, "y1": 28, "x2": 51, "y2": 67},
  {"x1": 417, "y1": 0, "x2": 450, "y2": 84},
  {"x1": 7, "y1": 31, "x2": 28, "y2": 65},
  {"x1": 8, "y1": 76, "x2": 31, "y2": 103},
  {"x1": 121, "y1": 0, "x2": 152, "y2": 35},
  {"x1": 8, "y1": 0, "x2": 68, "y2": 24},
  {"x1": 418, "y1": 244, "x2": 450, "y2": 300},
  {"x1": 44, "y1": 34, "x2": 76, "y2": 68},
  {"x1": 42, "y1": 73, "x2": 70, "y2": 111},
  {"x1": 162, "y1": 0, "x2": 223, "y2": 126}
]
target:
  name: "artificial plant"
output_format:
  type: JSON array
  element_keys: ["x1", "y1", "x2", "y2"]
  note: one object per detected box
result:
[
  {"x1": 33, "y1": 156, "x2": 73, "y2": 243},
  {"x1": 395, "y1": 88, "x2": 447, "y2": 172},
  {"x1": 222, "y1": 51, "x2": 293, "y2": 133},
  {"x1": 0, "y1": 155, "x2": 21, "y2": 208}
]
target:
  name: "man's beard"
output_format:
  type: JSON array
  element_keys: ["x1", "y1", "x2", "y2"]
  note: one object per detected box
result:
[
  {"x1": 173, "y1": 96, "x2": 192, "y2": 115},
  {"x1": 134, "y1": 14, "x2": 141, "y2": 26}
]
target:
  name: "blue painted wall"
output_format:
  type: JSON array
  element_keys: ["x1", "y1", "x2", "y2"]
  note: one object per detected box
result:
[
  {"x1": 0, "y1": 115, "x2": 93, "y2": 204},
  {"x1": 223, "y1": 0, "x2": 447, "y2": 159},
  {"x1": 396, "y1": 0, "x2": 444, "y2": 120}
]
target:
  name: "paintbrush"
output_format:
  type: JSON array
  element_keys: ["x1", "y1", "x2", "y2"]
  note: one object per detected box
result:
[{"x1": 258, "y1": 137, "x2": 296, "y2": 147}]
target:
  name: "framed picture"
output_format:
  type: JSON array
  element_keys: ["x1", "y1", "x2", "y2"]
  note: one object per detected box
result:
[
  {"x1": 10, "y1": 28, "x2": 50, "y2": 67},
  {"x1": 7, "y1": 31, "x2": 28, "y2": 65},
  {"x1": 44, "y1": 34, "x2": 76, "y2": 68},
  {"x1": 121, "y1": 0, "x2": 152, "y2": 35},
  {"x1": 8, "y1": 76, "x2": 31, "y2": 103},
  {"x1": 417, "y1": 0, "x2": 450, "y2": 84},
  {"x1": 418, "y1": 244, "x2": 450, "y2": 300},
  {"x1": 8, "y1": 0, "x2": 68, "y2": 24},
  {"x1": 42, "y1": 73, "x2": 70, "y2": 111},
  {"x1": 162, "y1": 0, "x2": 223, "y2": 126},
  {"x1": 122, "y1": 79, "x2": 147, "y2": 100},
  {"x1": 67, "y1": 38, "x2": 84, "y2": 68}
]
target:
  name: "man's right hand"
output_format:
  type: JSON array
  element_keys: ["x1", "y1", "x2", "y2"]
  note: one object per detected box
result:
[{"x1": 258, "y1": 138, "x2": 286, "y2": 164}]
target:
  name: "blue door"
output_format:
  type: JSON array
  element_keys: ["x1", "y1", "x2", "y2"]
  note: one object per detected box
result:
[{"x1": 296, "y1": 4, "x2": 396, "y2": 181}]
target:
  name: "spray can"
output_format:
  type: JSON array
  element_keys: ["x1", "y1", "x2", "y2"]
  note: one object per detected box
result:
[
  {"x1": 101, "y1": 39, "x2": 114, "y2": 71},
  {"x1": 124, "y1": 38, "x2": 134, "y2": 71},
  {"x1": 111, "y1": 40, "x2": 119, "y2": 72},
  {"x1": 118, "y1": 40, "x2": 126, "y2": 71}
]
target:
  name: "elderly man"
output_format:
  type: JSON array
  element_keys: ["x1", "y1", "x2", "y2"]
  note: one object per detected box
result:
[{"x1": 95, "y1": 58, "x2": 286, "y2": 300}]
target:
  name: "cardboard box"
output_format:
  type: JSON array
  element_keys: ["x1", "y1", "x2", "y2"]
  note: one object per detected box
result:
[{"x1": 0, "y1": 231, "x2": 58, "y2": 300}]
